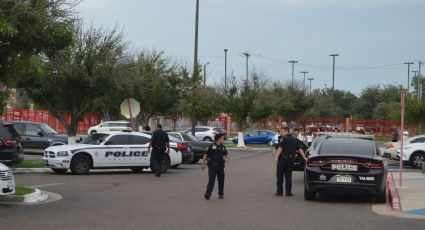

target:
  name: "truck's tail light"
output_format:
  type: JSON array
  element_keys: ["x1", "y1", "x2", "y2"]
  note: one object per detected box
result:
[
  {"x1": 1, "y1": 139, "x2": 17, "y2": 148},
  {"x1": 177, "y1": 143, "x2": 187, "y2": 151}
]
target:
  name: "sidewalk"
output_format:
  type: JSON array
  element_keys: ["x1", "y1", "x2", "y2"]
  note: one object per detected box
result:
[{"x1": 393, "y1": 171, "x2": 425, "y2": 216}]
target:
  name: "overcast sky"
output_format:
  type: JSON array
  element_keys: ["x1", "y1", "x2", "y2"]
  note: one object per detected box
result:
[{"x1": 77, "y1": 0, "x2": 425, "y2": 94}]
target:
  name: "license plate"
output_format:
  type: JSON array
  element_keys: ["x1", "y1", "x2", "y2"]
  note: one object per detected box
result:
[
  {"x1": 7, "y1": 182, "x2": 14, "y2": 190},
  {"x1": 336, "y1": 175, "x2": 352, "y2": 183},
  {"x1": 331, "y1": 164, "x2": 358, "y2": 171}
]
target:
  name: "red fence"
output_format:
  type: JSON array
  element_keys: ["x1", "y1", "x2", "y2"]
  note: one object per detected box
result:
[{"x1": 1, "y1": 108, "x2": 100, "y2": 135}]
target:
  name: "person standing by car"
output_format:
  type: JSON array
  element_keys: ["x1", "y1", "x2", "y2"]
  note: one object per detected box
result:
[
  {"x1": 274, "y1": 127, "x2": 307, "y2": 197},
  {"x1": 148, "y1": 124, "x2": 170, "y2": 177},
  {"x1": 201, "y1": 133, "x2": 229, "y2": 200},
  {"x1": 306, "y1": 131, "x2": 314, "y2": 147},
  {"x1": 391, "y1": 128, "x2": 399, "y2": 142}
]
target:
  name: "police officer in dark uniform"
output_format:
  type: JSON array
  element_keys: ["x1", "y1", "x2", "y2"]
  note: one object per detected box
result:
[
  {"x1": 148, "y1": 124, "x2": 170, "y2": 177},
  {"x1": 201, "y1": 133, "x2": 229, "y2": 200},
  {"x1": 274, "y1": 127, "x2": 307, "y2": 196}
]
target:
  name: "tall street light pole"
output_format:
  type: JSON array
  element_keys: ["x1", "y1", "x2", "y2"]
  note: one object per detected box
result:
[
  {"x1": 330, "y1": 54, "x2": 339, "y2": 92},
  {"x1": 224, "y1": 49, "x2": 228, "y2": 95},
  {"x1": 301, "y1": 71, "x2": 308, "y2": 90},
  {"x1": 288, "y1": 60, "x2": 298, "y2": 87},
  {"x1": 191, "y1": 0, "x2": 200, "y2": 136},
  {"x1": 404, "y1": 62, "x2": 414, "y2": 92},
  {"x1": 203, "y1": 62, "x2": 210, "y2": 86},
  {"x1": 307, "y1": 78, "x2": 314, "y2": 94},
  {"x1": 243, "y1": 52, "x2": 250, "y2": 82}
]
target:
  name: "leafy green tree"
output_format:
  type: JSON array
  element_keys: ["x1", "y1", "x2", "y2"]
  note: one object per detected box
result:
[
  {"x1": 128, "y1": 50, "x2": 191, "y2": 125},
  {"x1": 0, "y1": 0, "x2": 74, "y2": 82},
  {"x1": 271, "y1": 83, "x2": 313, "y2": 126},
  {"x1": 354, "y1": 85, "x2": 401, "y2": 119},
  {"x1": 18, "y1": 23, "x2": 128, "y2": 136}
]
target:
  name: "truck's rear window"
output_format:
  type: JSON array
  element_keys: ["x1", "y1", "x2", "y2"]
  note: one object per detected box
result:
[{"x1": 0, "y1": 125, "x2": 19, "y2": 139}]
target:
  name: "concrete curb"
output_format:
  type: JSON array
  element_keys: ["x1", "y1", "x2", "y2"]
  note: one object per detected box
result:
[
  {"x1": 387, "y1": 173, "x2": 401, "y2": 211},
  {"x1": 11, "y1": 168, "x2": 51, "y2": 173},
  {"x1": 0, "y1": 188, "x2": 48, "y2": 203}
]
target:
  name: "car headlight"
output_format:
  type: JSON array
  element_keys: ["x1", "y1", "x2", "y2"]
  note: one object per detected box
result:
[{"x1": 56, "y1": 151, "x2": 68, "y2": 157}]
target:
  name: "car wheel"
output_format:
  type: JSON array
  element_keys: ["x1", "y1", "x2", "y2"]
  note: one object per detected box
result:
[
  {"x1": 70, "y1": 154, "x2": 91, "y2": 175},
  {"x1": 409, "y1": 152, "x2": 425, "y2": 169},
  {"x1": 51, "y1": 168, "x2": 68, "y2": 174},
  {"x1": 131, "y1": 168, "x2": 143, "y2": 173},
  {"x1": 267, "y1": 140, "x2": 273, "y2": 147},
  {"x1": 90, "y1": 130, "x2": 97, "y2": 134},
  {"x1": 160, "y1": 156, "x2": 171, "y2": 173},
  {"x1": 374, "y1": 190, "x2": 386, "y2": 204},
  {"x1": 203, "y1": 137, "x2": 213, "y2": 142},
  {"x1": 304, "y1": 187, "x2": 316, "y2": 201}
]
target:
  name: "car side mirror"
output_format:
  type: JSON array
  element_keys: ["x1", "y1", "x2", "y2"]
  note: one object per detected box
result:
[{"x1": 37, "y1": 131, "x2": 43, "y2": 137}]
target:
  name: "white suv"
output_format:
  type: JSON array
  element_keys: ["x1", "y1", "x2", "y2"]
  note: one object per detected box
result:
[
  {"x1": 184, "y1": 126, "x2": 226, "y2": 142},
  {"x1": 397, "y1": 143, "x2": 425, "y2": 168},
  {"x1": 88, "y1": 121, "x2": 131, "y2": 135},
  {"x1": 0, "y1": 163, "x2": 15, "y2": 196}
]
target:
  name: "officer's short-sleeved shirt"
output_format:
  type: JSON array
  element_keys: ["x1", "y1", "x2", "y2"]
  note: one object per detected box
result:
[
  {"x1": 151, "y1": 129, "x2": 169, "y2": 149},
  {"x1": 277, "y1": 134, "x2": 300, "y2": 157},
  {"x1": 206, "y1": 143, "x2": 228, "y2": 167}
]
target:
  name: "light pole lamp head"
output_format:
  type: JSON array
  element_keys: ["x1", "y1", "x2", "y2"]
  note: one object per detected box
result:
[
  {"x1": 224, "y1": 49, "x2": 228, "y2": 52},
  {"x1": 301, "y1": 71, "x2": 308, "y2": 74},
  {"x1": 288, "y1": 60, "x2": 298, "y2": 64},
  {"x1": 330, "y1": 54, "x2": 339, "y2": 57}
]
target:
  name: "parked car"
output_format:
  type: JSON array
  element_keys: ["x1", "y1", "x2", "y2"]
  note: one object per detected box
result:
[
  {"x1": 384, "y1": 134, "x2": 425, "y2": 159},
  {"x1": 232, "y1": 130, "x2": 278, "y2": 146},
  {"x1": 87, "y1": 121, "x2": 131, "y2": 135},
  {"x1": 0, "y1": 163, "x2": 15, "y2": 196},
  {"x1": 304, "y1": 137, "x2": 387, "y2": 203},
  {"x1": 11, "y1": 121, "x2": 68, "y2": 154},
  {"x1": 183, "y1": 126, "x2": 226, "y2": 142},
  {"x1": 167, "y1": 135, "x2": 195, "y2": 165},
  {"x1": 397, "y1": 143, "x2": 425, "y2": 169},
  {"x1": 0, "y1": 122, "x2": 24, "y2": 166},
  {"x1": 43, "y1": 131, "x2": 182, "y2": 175},
  {"x1": 168, "y1": 132, "x2": 212, "y2": 163}
]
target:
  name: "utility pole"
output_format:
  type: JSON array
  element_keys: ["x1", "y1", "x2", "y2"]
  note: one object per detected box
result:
[
  {"x1": 301, "y1": 71, "x2": 308, "y2": 90},
  {"x1": 288, "y1": 60, "x2": 298, "y2": 87},
  {"x1": 412, "y1": 70, "x2": 419, "y2": 101},
  {"x1": 330, "y1": 54, "x2": 339, "y2": 92},
  {"x1": 419, "y1": 61, "x2": 423, "y2": 100},
  {"x1": 243, "y1": 52, "x2": 250, "y2": 82},
  {"x1": 191, "y1": 0, "x2": 200, "y2": 136},
  {"x1": 307, "y1": 78, "x2": 314, "y2": 94},
  {"x1": 203, "y1": 62, "x2": 210, "y2": 86},
  {"x1": 404, "y1": 62, "x2": 414, "y2": 93},
  {"x1": 224, "y1": 49, "x2": 228, "y2": 95}
]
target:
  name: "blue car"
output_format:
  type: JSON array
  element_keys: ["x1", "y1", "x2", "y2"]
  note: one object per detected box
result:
[{"x1": 232, "y1": 130, "x2": 278, "y2": 146}]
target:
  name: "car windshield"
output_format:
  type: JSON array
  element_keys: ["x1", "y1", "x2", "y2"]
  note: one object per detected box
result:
[
  {"x1": 168, "y1": 135, "x2": 181, "y2": 143},
  {"x1": 82, "y1": 133, "x2": 110, "y2": 145},
  {"x1": 40, "y1": 123, "x2": 58, "y2": 134},
  {"x1": 319, "y1": 139, "x2": 375, "y2": 156},
  {"x1": 182, "y1": 133, "x2": 198, "y2": 142}
]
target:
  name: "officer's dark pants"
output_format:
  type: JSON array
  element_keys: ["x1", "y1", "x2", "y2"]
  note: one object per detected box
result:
[
  {"x1": 151, "y1": 149, "x2": 165, "y2": 175},
  {"x1": 276, "y1": 158, "x2": 294, "y2": 195},
  {"x1": 206, "y1": 166, "x2": 225, "y2": 195}
]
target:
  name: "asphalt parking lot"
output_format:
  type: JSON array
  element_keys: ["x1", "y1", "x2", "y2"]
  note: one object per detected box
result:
[{"x1": 1, "y1": 149, "x2": 424, "y2": 230}]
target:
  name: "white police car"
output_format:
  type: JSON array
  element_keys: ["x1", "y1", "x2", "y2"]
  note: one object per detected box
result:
[
  {"x1": 42, "y1": 131, "x2": 182, "y2": 175},
  {"x1": 0, "y1": 163, "x2": 15, "y2": 195}
]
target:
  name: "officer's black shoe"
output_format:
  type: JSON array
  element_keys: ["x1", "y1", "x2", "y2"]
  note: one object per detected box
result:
[
  {"x1": 155, "y1": 172, "x2": 161, "y2": 177},
  {"x1": 204, "y1": 193, "x2": 211, "y2": 200},
  {"x1": 286, "y1": 193, "x2": 294, "y2": 197},
  {"x1": 275, "y1": 193, "x2": 283, "y2": 197},
  {"x1": 219, "y1": 195, "x2": 224, "y2": 199}
]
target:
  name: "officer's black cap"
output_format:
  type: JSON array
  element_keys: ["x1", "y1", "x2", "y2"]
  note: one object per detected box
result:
[{"x1": 214, "y1": 133, "x2": 225, "y2": 141}]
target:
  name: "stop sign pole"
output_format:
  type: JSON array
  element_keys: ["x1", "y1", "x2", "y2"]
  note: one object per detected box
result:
[{"x1": 127, "y1": 98, "x2": 134, "y2": 131}]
